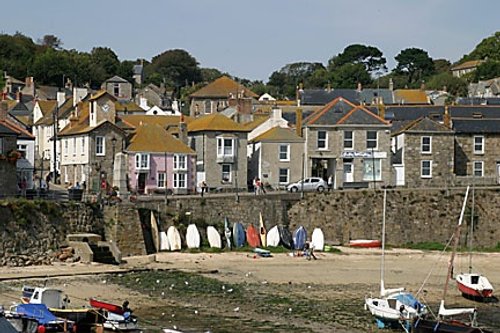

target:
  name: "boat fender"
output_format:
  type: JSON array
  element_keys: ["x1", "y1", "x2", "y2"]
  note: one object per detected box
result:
[{"x1": 37, "y1": 326, "x2": 46, "y2": 333}]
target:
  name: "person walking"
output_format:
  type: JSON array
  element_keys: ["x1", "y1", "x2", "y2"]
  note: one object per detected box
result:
[{"x1": 200, "y1": 181, "x2": 208, "y2": 197}]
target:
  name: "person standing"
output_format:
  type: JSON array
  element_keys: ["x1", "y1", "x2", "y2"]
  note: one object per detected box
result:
[
  {"x1": 200, "y1": 181, "x2": 208, "y2": 197},
  {"x1": 327, "y1": 175, "x2": 333, "y2": 191}
]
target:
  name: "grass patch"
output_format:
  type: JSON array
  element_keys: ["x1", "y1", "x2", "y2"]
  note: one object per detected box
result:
[{"x1": 403, "y1": 242, "x2": 446, "y2": 251}]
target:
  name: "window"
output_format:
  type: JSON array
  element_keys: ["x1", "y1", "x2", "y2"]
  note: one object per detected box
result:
[
  {"x1": 64, "y1": 139, "x2": 68, "y2": 156},
  {"x1": 366, "y1": 131, "x2": 378, "y2": 149},
  {"x1": 279, "y1": 168, "x2": 289, "y2": 184},
  {"x1": 73, "y1": 138, "x2": 76, "y2": 156},
  {"x1": 421, "y1": 160, "x2": 432, "y2": 178},
  {"x1": 317, "y1": 131, "x2": 327, "y2": 150},
  {"x1": 473, "y1": 161, "x2": 484, "y2": 177},
  {"x1": 363, "y1": 159, "x2": 382, "y2": 181},
  {"x1": 96, "y1": 136, "x2": 105, "y2": 156},
  {"x1": 279, "y1": 144, "x2": 290, "y2": 161},
  {"x1": 173, "y1": 173, "x2": 186, "y2": 188},
  {"x1": 135, "y1": 153, "x2": 150, "y2": 170},
  {"x1": 222, "y1": 164, "x2": 231, "y2": 182},
  {"x1": 217, "y1": 138, "x2": 234, "y2": 157},
  {"x1": 113, "y1": 83, "x2": 120, "y2": 97},
  {"x1": 157, "y1": 172, "x2": 166, "y2": 188},
  {"x1": 81, "y1": 137, "x2": 85, "y2": 155},
  {"x1": 17, "y1": 144, "x2": 27, "y2": 158},
  {"x1": 173, "y1": 154, "x2": 187, "y2": 170},
  {"x1": 344, "y1": 131, "x2": 353, "y2": 149},
  {"x1": 473, "y1": 136, "x2": 484, "y2": 154},
  {"x1": 421, "y1": 136, "x2": 432, "y2": 154}
]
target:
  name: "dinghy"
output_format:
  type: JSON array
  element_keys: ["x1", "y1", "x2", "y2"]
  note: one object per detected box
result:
[
  {"x1": 246, "y1": 224, "x2": 261, "y2": 248},
  {"x1": 259, "y1": 212, "x2": 267, "y2": 247},
  {"x1": 232, "y1": 222, "x2": 245, "y2": 248},
  {"x1": 266, "y1": 225, "x2": 280, "y2": 247},
  {"x1": 167, "y1": 226, "x2": 182, "y2": 251},
  {"x1": 292, "y1": 226, "x2": 307, "y2": 250},
  {"x1": 278, "y1": 225, "x2": 293, "y2": 249},
  {"x1": 186, "y1": 224, "x2": 201, "y2": 249},
  {"x1": 207, "y1": 226, "x2": 222, "y2": 249},
  {"x1": 224, "y1": 217, "x2": 232, "y2": 249},
  {"x1": 311, "y1": 228, "x2": 324, "y2": 251},
  {"x1": 348, "y1": 239, "x2": 381, "y2": 248},
  {"x1": 160, "y1": 231, "x2": 170, "y2": 251}
]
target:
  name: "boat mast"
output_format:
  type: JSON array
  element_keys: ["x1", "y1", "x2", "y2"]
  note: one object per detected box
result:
[
  {"x1": 468, "y1": 182, "x2": 475, "y2": 274},
  {"x1": 380, "y1": 189, "x2": 387, "y2": 295},
  {"x1": 443, "y1": 186, "x2": 470, "y2": 302}
]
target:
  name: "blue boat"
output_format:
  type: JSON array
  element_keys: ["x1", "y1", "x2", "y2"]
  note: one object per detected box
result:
[
  {"x1": 232, "y1": 222, "x2": 246, "y2": 247},
  {"x1": 293, "y1": 226, "x2": 307, "y2": 250},
  {"x1": 9, "y1": 303, "x2": 74, "y2": 332}
]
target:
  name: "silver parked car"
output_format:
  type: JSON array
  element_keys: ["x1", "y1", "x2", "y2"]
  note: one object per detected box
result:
[{"x1": 286, "y1": 177, "x2": 328, "y2": 193}]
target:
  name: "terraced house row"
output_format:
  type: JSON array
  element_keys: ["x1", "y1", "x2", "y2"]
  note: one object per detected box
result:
[{"x1": 1, "y1": 75, "x2": 500, "y2": 197}]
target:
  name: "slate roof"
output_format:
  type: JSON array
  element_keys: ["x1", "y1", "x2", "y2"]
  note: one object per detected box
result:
[
  {"x1": 89, "y1": 90, "x2": 117, "y2": 101},
  {"x1": 383, "y1": 106, "x2": 445, "y2": 121},
  {"x1": 241, "y1": 114, "x2": 269, "y2": 130},
  {"x1": 392, "y1": 117, "x2": 453, "y2": 136},
  {"x1": 119, "y1": 114, "x2": 192, "y2": 135},
  {"x1": 250, "y1": 126, "x2": 304, "y2": 143},
  {"x1": 133, "y1": 64, "x2": 143, "y2": 75},
  {"x1": 393, "y1": 89, "x2": 430, "y2": 104},
  {"x1": 103, "y1": 75, "x2": 130, "y2": 83},
  {"x1": 452, "y1": 119, "x2": 500, "y2": 134},
  {"x1": 299, "y1": 89, "x2": 359, "y2": 105},
  {"x1": 187, "y1": 113, "x2": 249, "y2": 132},
  {"x1": 449, "y1": 106, "x2": 500, "y2": 119},
  {"x1": 189, "y1": 76, "x2": 258, "y2": 98},
  {"x1": 304, "y1": 97, "x2": 387, "y2": 126},
  {"x1": 127, "y1": 123, "x2": 195, "y2": 154},
  {"x1": 37, "y1": 100, "x2": 57, "y2": 117},
  {"x1": 359, "y1": 89, "x2": 394, "y2": 104},
  {"x1": 0, "y1": 122, "x2": 18, "y2": 136},
  {"x1": 115, "y1": 101, "x2": 144, "y2": 113},
  {"x1": 456, "y1": 97, "x2": 500, "y2": 106},
  {"x1": 0, "y1": 119, "x2": 34, "y2": 139}
]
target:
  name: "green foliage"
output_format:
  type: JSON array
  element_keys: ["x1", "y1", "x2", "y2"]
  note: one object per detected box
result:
[
  {"x1": 330, "y1": 63, "x2": 372, "y2": 88},
  {"x1": 403, "y1": 242, "x2": 446, "y2": 251},
  {"x1": 395, "y1": 48, "x2": 435, "y2": 86},
  {"x1": 433, "y1": 58, "x2": 451, "y2": 74},
  {"x1": 463, "y1": 31, "x2": 500, "y2": 62},
  {"x1": 268, "y1": 62, "x2": 326, "y2": 98},
  {"x1": 474, "y1": 60, "x2": 500, "y2": 81},
  {"x1": 37, "y1": 34, "x2": 63, "y2": 49},
  {"x1": 328, "y1": 44, "x2": 387, "y2": 74},
  {"x1": 426, "y1": 72, "x2": 467, "y2": 97},
  {"x1": 200, "y1": 67, "x2": 224, "y2": 82},
  {"x1": 147, "y1": 49, "x2": 202, "y2": 88},
  {"x1": 0, "y1": 32, "x2": 38, "y2": 79}
]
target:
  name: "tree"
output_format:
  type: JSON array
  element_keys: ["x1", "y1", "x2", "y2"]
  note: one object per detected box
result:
[
  {"x1": 395, "y1": 48, "x2": 435, "y2": 86},
  {"x1": 148, "y1": 49, "x2": 202, "y2": 88},
  {"x1": 463, "y1": 31, "x2": 500, "y2": 62},
  {"x1": 330, "y1": 63, "x2": 372, "y2": 88},
  {"x1": 433, "y1": 59, "x2": 451, "y2": 74},
  {"x1": 30, "y1": 48, "x2": 72, "y2": 86},
  {"x1": 268, "y1": 62, "x2": 325, "y2": 98},
  {"x1": 0, "y1": 33, "x2": 38, "y2": 79},
  {"x1": 426, "y1": 72, "x2": 467, "y2": 97},
  {"x1": 328, "y1": 44, "x2": 387, "y2": 74},
  {"x1": 474, "y1": 60, "x2": 500, "y2": 81},
  {"x1": 200, "y1": 68, "x2": 224, "y2": 82},
  {"x1": 91, "y1": 47, "x2": 120, "y2": 81},
  {"x1": 38, "y1": 34, "x2": 63, "y2": 49}
]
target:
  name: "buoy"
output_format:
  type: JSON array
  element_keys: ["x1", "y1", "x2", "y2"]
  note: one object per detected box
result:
[{"x1": 37, "y1": 325, "x2": 46, "y2": 333}]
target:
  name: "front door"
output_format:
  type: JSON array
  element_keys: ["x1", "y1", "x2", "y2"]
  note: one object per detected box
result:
[
  {"x1": 343, "y1": 161, "x2": 354, "y2": 183},
  {"x1": 138, "y1": 173, "x2": 147, "y2": 194}
]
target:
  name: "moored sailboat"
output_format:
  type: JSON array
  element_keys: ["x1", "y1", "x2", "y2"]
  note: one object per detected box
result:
[
  {"x1": 455, "y1": 184, "x2": 494, "y2": 300},
  {"x1": 365, "y1": 190, "x2": 425, "y2": 331},
  {"x1": 413, "y1": 186, "x2": 493, "y2": 333}
]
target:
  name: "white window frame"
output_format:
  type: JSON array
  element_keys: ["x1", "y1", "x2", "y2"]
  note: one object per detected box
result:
[
  {"x1": 96, "y1": 136, "x2": 105, "y2": 156},
  {"x1": 421, "y1": 160, "x2": 432, "y2": 178},
  {"x1": 366, "y1": 131, "x2": 378, "y2": 149},
  {"x1": 173, "y1": 173, "x2": 187, "y2": 188},
  {"x1": 473, "y1": 136, "x2": 484, "y2": 154},
  {"x1": 17, "y1": 144, "x2": 27, "y2": 158},
  {"x1": 473, "y1": 161, "x2": 484, "y2": 177},
  {"x1": 344, "y1": 131, "x2": 353, "y2": 150},
  {"x1": 157, "y1": 172, "x2": 166, "y2": 188},
  {"x1": 173, "y1": 154, "x2": 187, "y2": 170},
  {"x1": 64, "y1": 139, "x2": 68, "y2": 157},
  {"x1": 222, "y1": 164, "x2": 232, "y2": 182},
  {"x1": 73, "y1": 138, "x2": 76, "y2": 156},
  {"x1": 279, "y1": 144, "x2": 290, "y2": 161},
  {"x1": 217, "y1": 137, "x2": 235, "y2": 157},
  {"x1": 363, "y1": 158, "x2": 382, "y2": 181},
  {"x1": 135, "y1": 153, "x2": 150, "y2": 170},
  {"x1": 81, "y1": 137, "x2": 85, "y2": 155},
  {"x1": 317, "y1": 130, "x2": 328, "y2": 150},
  {"x1": 279, "y1": 168, "x2": 289, "y2": 184},
  {"x1": 421, "y1": 136, "x2": 432, "y2": 154}
]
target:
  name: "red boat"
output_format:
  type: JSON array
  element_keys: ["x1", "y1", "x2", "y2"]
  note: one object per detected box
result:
[
  {"x1": 348, "y1": 239, "x2": 381, "y2": 248},
  {"x1": 456, "y1": 273, "x2": 494, "y2": 298},
  {"x1": 246, "y1": 224, "x2": 261, "y2": 248},
  {"x1": 89, "y1": 298, "x2": 125, "y2": 315}
]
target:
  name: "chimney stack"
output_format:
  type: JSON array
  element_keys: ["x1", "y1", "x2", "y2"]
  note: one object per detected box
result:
[
  {"x1": 178, "y1": 114, "x2": 188, "y2": 145},
  {"x1": 444, "y1": 105, "x2": 451, "y2": 128},
  {"x1": 295, "y1": 108, "x2": 303, "y2": 137},
  {"x1": 357, "y1": 82, "x2": 362, "y2": 92},
  {"x1": 16, "y1": 91, "x2": 22, "y2": 102},
  {"x1": 0, "y1": 101, "x2": 8, "y2": 121},
  {"x1": 389, "y1": 78, "x2": 394, "y2": 91}
]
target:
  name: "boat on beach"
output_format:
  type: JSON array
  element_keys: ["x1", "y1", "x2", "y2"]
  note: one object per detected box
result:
[
  {"x1": 89, "y1": 298, "x2": 140, "y2": 332},
  {"x1": 348, "y1": 239, "x2": 382, "y2": 248},
  {"x1": 8, "y1": 303, "x2": 75, "y2": 333},
  {"x1": 412, "y1": 187, "x2": 493, "y2": 333}
]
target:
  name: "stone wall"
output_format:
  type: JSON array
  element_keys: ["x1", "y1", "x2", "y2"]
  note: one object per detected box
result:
[{"x1": 0, "y1": 200, "x2": 104, "y2": 266}]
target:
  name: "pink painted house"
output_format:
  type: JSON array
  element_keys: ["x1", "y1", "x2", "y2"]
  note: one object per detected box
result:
[{"x1": 126, "y1": 122, "x2": 196, "y2": 194}]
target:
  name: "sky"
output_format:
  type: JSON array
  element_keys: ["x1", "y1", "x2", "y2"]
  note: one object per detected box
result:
[{"x1": 2, "y1": 0, "x2": 499, "y2": 82}]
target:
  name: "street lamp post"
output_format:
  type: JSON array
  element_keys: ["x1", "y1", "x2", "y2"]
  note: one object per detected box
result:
[{"x1": 111, "y1": 136, "x2": 117, "y2": 187}]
